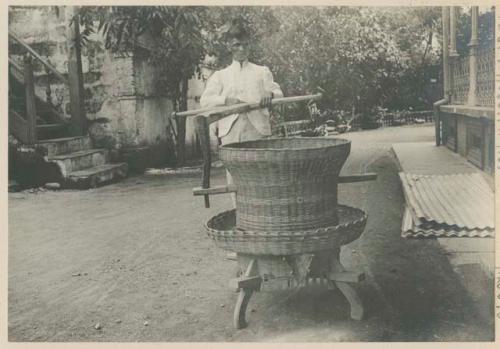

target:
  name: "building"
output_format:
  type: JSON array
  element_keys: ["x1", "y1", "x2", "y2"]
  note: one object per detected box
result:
[{"x1": 434, "y1": 6, "x2": 495, "y2": 174}]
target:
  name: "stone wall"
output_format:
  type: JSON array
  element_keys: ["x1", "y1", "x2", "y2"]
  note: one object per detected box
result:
[
  {"x1": 9, "y1": 6, "x2": 176, "y2": 168},
  {"x1": 185, "y1": 65, "x2": 219, "y2": 158}
]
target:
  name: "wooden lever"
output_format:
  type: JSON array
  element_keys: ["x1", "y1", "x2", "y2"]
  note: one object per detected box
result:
[
  {"x1": 174, "y1": 93, "x2": 323, "y2": 122},
  {"x1": 193, "y1": 185, "x2": 237, "y2": 196},
  {"x1": 193, "y1": 115, "x2": 211, "y2": 208},
  {"x1": 338, "y1": 173, "x2": 377, "y2": 183},
  {"x1": 192, "y1": 173, "x2": 377, "y2": 197},
  {"x1": 185, "y1": 93, "x2": 324, "y2": 208}
]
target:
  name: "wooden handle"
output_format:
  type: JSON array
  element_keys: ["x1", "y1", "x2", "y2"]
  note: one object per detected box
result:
[
  {"x1": 173, "y1": 93, "x2": 323, "y2": 122},
  {"x1": 192, "y1": 174, "x2": 377, "y2": 199},
  {"x1": 193, "y1": 185, "x2": 237, "y2": 196},
  {"x1": 338, "y1": 173, "x2": 378, "y2": 183},
  {"x1": 186, "y1": 93, "x2": 323, "y2": 208}
]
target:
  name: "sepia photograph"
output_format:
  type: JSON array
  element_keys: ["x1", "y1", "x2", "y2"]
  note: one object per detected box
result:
[{"x1": 4, "y1": 1, "x2": 497, "y2": 343}]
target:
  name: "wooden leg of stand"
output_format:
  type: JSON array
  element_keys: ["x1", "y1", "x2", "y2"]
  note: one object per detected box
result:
[
  {"x1": 234, "y1": 287, "x2": 253, "y2": 329},
  {"x1": 233, "y1": 259, "x2": 259, "y2": 329},
  {"x1": 330, "y1": 249, "x2": 364, "y2": 321}
]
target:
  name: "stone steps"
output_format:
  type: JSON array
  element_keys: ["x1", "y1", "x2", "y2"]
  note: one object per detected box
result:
[
  {"x1": 36, "y1": 123, "x2": 68, "y2": 140},
  {"x1": 37, "y1": 136, "x2": 92, "y2": 156},
  {"x1": 67, "y1": 163, "x2": 129, "y2": 189},
  {"x1": 9, "y1": 63, "x2": 129, "y2": 189},
  {"x1": 48, "y1": 148, "x2": 109, "y2": 176},
  {"x1": 39, "y1": 135, "x2": 129, "y2": 189}
]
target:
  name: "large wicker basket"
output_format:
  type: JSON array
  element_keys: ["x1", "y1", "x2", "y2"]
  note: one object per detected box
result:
[
  {"x1": 205, "y1": 205, "x2": 367, "y2": 255},
  {"x1": 220, "y1": 137, "x2": 351, "y2": 232}
]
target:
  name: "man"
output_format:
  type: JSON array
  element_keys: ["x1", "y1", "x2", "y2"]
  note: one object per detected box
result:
[
  {"x1": 200, "y1": 21, "x2": 283, "y2": 145},
  {"x1": 200, "y1": 21, "x2": 283, "y2": 206}
]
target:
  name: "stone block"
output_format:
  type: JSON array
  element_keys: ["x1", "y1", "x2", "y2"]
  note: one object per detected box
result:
[
  {"x1": 37, "y1": 136, "x2": 92, "y2": 156},
  {"x1": 48, "y1": 149, "x2": 109, "y2": 176}
]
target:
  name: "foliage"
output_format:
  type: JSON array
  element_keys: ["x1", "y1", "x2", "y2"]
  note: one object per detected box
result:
[
  {"x1": 78, "y1": 6, "x2": 206, "y2": 110},
  {"x1": 199, "y1": 6, "x2": 280, "y2": 68},
  {"x1": 77, "y1": 6, "x2": 211, "y2": 165},
  {"x1": 76, "y1": 6, "x2": 461, "y2": 132},
  {"x1": 456, "y1": 6, "x2": 495, "y2": 55},
  {"x1": 257, "y1": 7, "x2": 442, "y2": 124}
]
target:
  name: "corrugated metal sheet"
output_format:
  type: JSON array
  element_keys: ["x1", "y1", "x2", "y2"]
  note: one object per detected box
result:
[
  {"x1": 399, "y1": 173, "x2": 494, "y2": 231},
  {"x1": 401, "y1": 207, "x2": 494, "y2": 238}
]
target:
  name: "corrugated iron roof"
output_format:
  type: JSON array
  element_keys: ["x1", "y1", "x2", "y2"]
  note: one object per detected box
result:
[
  {"x1": 401, "y1": 207, "x2": 494, "y2": 238},
  {"x1": 399, "y1": 173, "x2": 494, "y2": 231}
]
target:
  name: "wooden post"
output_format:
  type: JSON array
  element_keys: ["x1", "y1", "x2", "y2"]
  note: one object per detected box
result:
[
  {"x1": 449, "y1": 7, "x2": 459, "y2": 58},
  {"x1": 449, "y1": 7, "x2": 459, "y2": 99},
  {"x1": 193, "y1": 114, "x2": 211, "y2": 208},
  {"x1": 176, "y1": 77, "x2": 189, "y2": 166},
  {"x1": 467, "y1": 6, "x2": 479, "y2": 106},
  {"x1": 44, "y1": 61, "x2": 52, "y2": 106},
  {"x1": 66, "y1": 6, "x2": 87, "y2": 136},
  {"x1": 480, "y1": 121, "x2": 485, "y2": 170},
  {"x1": 24, "y1": 54, "x2": 37, "y2": 145},
  {"x1": 434, "y1": 6, "x2": 451, "y2": 146},
  {"x1": 442, "y1": 7, "x2": 451, "y2": 99}
]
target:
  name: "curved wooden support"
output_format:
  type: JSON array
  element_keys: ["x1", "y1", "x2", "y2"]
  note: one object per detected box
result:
[
  {"x1": 330, "y1": 250, "x2": 364, "y2": 321},
  {"x1": 334, "y1": 281, "x2": 364, "y2": 320},
  {"x1": 233, "y1": 287, "x2": 254, "y2": 329},
  {"x1": 232, "y1": 258, "x2": 260, "y2": 329}
]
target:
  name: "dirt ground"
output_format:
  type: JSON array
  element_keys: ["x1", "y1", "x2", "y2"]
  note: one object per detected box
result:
[{"x1": 8, "y1": 124, "x2": 494, "y2": 342}]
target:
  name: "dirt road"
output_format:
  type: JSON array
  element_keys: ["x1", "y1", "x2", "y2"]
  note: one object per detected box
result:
[{"x1": 8, "y1": 125, "x2": 494, "y2": 341}]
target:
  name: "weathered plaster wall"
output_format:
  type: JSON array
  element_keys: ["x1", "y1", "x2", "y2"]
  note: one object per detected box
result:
[
  {"x1": 9, "y1": 6, "x2": 175, "y2": 167},
  {"x1": 186, "y1": 66, "x2": 219, "y2": 157}
]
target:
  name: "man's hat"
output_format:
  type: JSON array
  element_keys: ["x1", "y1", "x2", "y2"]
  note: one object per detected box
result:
[{"x1": 226, "y1": 18, "x2": 250, "y2": 40}]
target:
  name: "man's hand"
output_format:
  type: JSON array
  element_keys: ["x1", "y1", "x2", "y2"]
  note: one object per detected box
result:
[
  {"x1": 259, "y1": 92, "x2": 273, "y2": 109},
  {"x1": 225, "y1": 97, "x2": 244, "y2": 106}
]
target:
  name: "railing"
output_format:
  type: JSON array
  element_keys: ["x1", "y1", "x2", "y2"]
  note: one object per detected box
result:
[
  {"x1": 448, "y1": 7, "x2": 494, "y2": 108},
  {"x1": 450, "y1": 46, "x2": 494, "y2": 107},
  {"x1": 8, "y1": 48, "x2": 44, "y2": 145},
  {"x1": 9, "y1": 32, "x2": 68, "y2": 84},
  {"x1": 450, "y1": 55, "x2": 470, "y2": 105},
  {"x1": 476, "y1": 47, "x2": 494, "y2": 107},
  {"x1": 378, "y1": 110, "x2": 434, "y2": 127},
  {"x1": 9, "y1": 57, "x2": 66, "y2": 122},
  {"x1": 8, "y1": 20, "x2": 86, "y2": 144}
]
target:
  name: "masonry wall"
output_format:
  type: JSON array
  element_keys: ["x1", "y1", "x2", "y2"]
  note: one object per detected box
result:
[
  {"x1": 9, "y1": 6, "x2": 175, "y2": 168},
  {"x1": 186, "y1": 66, "x2": 219, "y2": 158}
]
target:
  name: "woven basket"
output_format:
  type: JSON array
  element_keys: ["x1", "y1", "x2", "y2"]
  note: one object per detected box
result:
[
  {"x1": 205, "y1": 205, "x2": 367, "y2": 255},
  {"x1": 220, "y1": 137, "x2": 351, "y2": 232}
]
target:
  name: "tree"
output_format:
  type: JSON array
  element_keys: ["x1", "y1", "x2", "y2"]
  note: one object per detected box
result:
[
  {"x1": 78, "y1": 6, "x2": 208, "y2": 165},
  {"x1": 252, "y1": 7, "x2": 440, "y2": 124},
  {"x1": 456, "y1": 6, "x2": 495, "y2": 55},
  {"x1": 78, "y1": 6, "x2": 447, "y2": 137}
]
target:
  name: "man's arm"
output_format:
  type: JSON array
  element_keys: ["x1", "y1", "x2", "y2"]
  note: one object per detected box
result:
[
  {"x1": 263, "y1": 67, "x2": 283, "y2": 99},
  {"x1": 260, "y1": 67, "x2": 283, "y2": 108},
  {"x1": 200, "y1": 72, "x2": 226, "y2": 108}
]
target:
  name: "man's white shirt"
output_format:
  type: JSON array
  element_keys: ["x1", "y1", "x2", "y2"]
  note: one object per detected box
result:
[{"x1": 200, "y1": 60, "x2": 283, "y2": 138}]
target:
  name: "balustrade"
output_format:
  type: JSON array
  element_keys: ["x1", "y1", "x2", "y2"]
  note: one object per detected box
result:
[{"x1": 448, "y1": 6, "x2": 494, "y2": 108}]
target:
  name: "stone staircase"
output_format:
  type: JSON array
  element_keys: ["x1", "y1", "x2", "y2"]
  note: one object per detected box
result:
[
  {"x1": 36, "y1": 136, "x2": 128, "y2": 189},
  {"x1": 9, "y1": 46, "x2": 128, "y2": 190}
]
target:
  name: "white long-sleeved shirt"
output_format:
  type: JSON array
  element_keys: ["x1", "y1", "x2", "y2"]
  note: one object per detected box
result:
[{"x1": 200, "y1": 60, "x2": 283, "y2": 138}]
